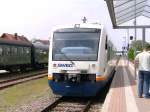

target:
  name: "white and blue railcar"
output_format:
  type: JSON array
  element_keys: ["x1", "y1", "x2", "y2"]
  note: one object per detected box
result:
[{"x1": 48, "y1": 23, "x2": 117, "y2": 97}]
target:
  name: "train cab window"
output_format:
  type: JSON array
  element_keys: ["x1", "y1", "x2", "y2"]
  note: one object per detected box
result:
[{"x1": 53, "y1": 31, "x2": 100, "y2": 61}]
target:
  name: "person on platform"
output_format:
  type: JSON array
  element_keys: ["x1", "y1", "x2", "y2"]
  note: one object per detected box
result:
[{"x1": 134, "y1": 47, "x2": 150, "y2": 98}]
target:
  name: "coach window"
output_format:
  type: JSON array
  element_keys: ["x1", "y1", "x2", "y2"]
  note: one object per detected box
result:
[
  {"x1": 27, "y1": 48, "x2": 30, "y2": 54},
  {"x1": 25, "y1": 47, "x2": 30, "y2": 54},
  {"x1": 35, "y1": 49, "x2": 39, "y2": 53},
  {"x1": 23, "y1": 47, "x2": 26, "y2": 54},
  {"x1": 8, "y1": 47, "x2": 11, "y2": 55},
  {"x1": 9, "y1": 46, "x2": 12, "y2": 56},
  {"x1": 14, "y1": 47, "x2": 18, "y2": 55},
  {"x1": 20, "y1": 47, "x2": 24, "y2": 54},
  {"x1": 0, "y1": 46, "x2": 3, "y2": 56},
  {"x1": 40, "y1": 50, "x2": 44, "y2": 54},
  {"x1": 19, "y1": 47, "x2": 23, "y2": 55},
  {"x1": 43, "y1": 51, "x2": 47, "y2": 55},
  {"x1": 11, "y1": 47, "x2": 14, "y2": 55},
  {"x1": 40, "y1": 50, "x2": 42, "y2": 54},
  {"x1": 5, "y1": 46, "x2": 11, "y2": 55}
]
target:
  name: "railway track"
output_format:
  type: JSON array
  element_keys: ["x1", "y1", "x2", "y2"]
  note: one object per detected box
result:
[
  {"x1": 41, "y1": 67, "x2": 116, "y2": 112},
  {"x1": 0, "y1": 70, "x2": 47, "y2": 90},
  {"x1": 41, "y1": 58, "x2": 120, "y2": 112},
  {"x1": 41, "y1": 96, "x2": 95, "y2": 112}
]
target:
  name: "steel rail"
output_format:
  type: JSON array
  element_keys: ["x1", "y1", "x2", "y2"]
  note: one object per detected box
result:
[
  {"x1": 0, "y1": 71, "x2": 47, "y2": 90},
  {"x1": 41, "y1": 97, "x2": 95, "y2": 112},
  {"x1": 41, "y1": 97, "x2": 64, "y2": 112},
  {"x1": 81, "y1": 100, "x2": 93, "y2": 112},
  {"x1": 0, "y1": 70, "x2": 47, "y2": 84}
]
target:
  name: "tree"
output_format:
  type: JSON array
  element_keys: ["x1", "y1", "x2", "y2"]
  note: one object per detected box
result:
[
  {"x1": 128, "y1": 40, "x2": 150, "y2": 61},
  {"x1": 130, "y1": 40, "x2": 150, "y2": 51},
  {"x1": 128, "y1": 48, "x2": 134, "y2": 61}
]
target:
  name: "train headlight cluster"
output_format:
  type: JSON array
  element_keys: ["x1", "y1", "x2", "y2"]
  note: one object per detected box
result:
[
  {"x1": 68, "y1": 74, "x2": 80, "y2": 82},
  {"x1": 91, "y1": 64, "x2": 96, "y2": 68},
  {"x1": 53, "y1": 64, "x2": 57, "y2": 67}
]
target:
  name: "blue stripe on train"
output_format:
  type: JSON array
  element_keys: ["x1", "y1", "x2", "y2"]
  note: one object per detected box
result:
[{"x1": 48, "y1": 80, "x2": 107, "y2": 97}]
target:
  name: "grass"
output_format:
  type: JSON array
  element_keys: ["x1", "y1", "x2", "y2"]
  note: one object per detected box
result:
[{"x1": 0, "y1": 76, "x2": 52, "y2": 112}]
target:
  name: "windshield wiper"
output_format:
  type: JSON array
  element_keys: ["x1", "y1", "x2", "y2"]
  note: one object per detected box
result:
[
  {"x1": 60, "y1": 51, "x2": 75, "y2": 65},
  {"x1": 54, "y1": 46, "x2": 75, "y2": 65}
]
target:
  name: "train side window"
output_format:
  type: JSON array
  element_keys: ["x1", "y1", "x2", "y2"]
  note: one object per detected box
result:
[
  {"x1": 0, "y1": 46, "x2": 3, "y2": 56},
  {"x1": 105, "y1": 35, "x2": 108, "y2": 50},
  {"x1": 35, "y1": 49, "x2": 40, "y2": 53},
  {"x1": 20, "y1": 47, "x2": 23, "y2": 54},
  {"x1": 23, "y1": 47, "x2": 26, "y2": 54},
  {"x1": 40, "y1": 50, "x2": 43, "y2": 54},
  {"x1": 11, "y1": 47, "x2": 14, "y2": 55},
  {"x1": 18, "y1": 47, "x2": 23, "y2": 55},
  {"x1": 13, "y1": 47, "x2": 18, "y2": 55},
  {"x1": 17, "y1": 47, "x2": 19, "y2": 55},
  {"x1": 43, "y1": 51, "x2": 47, "y2": 55},
  {"x1": 40, "y1": 50, "x2": 45, "y2": 54},
  {"x1": 6, "y1": 46, "x2": 11, "y2": 55},
  {"x1": 8, "y1": 47, "x2": 11, "y2": 55},
  {"x1": 24, "y1": 47, "x2": 30, "y2": 54}
]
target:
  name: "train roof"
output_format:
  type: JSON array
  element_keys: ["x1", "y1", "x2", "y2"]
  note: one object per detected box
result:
[
  {"x1": 32, "y1": 42, "x2": 49, "y2": 50},
  {"x1": 0, "y1": 33, "x2": 32, "y2": 47},
  {"x1": 52, "y1": 23, "x2": 104, "y2": 33},
  {"x1": 32, "y1": 39, "x2": 49, "y2": 45}
]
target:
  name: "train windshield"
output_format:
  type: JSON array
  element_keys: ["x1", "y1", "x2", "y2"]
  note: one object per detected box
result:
[{"x1": 52, "y1": 29, "x2": 100, "y2": 61}]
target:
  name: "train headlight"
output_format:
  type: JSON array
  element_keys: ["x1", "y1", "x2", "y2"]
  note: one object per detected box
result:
[
  {"x1": 53, "y1": 64, "x2": 57, "y2": 67},
  {"x1": 91, "y1": 64, "x2": 96, "y2": 68}
]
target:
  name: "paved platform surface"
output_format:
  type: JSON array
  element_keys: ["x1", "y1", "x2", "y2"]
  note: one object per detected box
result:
[{"x1": 101, "y1": 58, "x2": 150, "y2": 112}]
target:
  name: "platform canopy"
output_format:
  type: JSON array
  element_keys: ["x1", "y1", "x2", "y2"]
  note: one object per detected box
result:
[{"x1": 105, "y1": 0, "x2": 150, "y2": 29}]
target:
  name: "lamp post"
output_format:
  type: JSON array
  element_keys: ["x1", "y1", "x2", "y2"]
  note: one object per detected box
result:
[
  {"x1": 127, "y1": 29, "x2": 129, "y2": 66},
  {"x1": 122, "y1": 36, "x2": 126, "y2": 56}
]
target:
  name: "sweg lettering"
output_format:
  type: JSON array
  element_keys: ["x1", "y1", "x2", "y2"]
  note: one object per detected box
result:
[{"x1": 58, "y1": 64, "x2": 73, "y2": 67}]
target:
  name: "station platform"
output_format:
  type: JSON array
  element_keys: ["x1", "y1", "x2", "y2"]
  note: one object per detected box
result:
[{"x1": 101, "y1": 58, "x2": 150, "y2": 112}]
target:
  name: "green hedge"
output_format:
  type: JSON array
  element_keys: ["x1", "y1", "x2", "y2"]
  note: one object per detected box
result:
[{"x1": 128, "y1": 48, "x2": 134, "y2": 61}]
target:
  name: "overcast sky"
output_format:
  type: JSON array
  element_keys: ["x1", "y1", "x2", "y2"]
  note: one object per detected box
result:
[{"x1": 0, "y1": 0, "x2": 150, "y2": 50}]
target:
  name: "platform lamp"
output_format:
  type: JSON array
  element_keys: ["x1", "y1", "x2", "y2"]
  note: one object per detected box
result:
[
  {"x1": 127, "y1": 36, "x2": 133, "y2": 55},
  {"x1": 130, "y1": 34, "x2": 137, "y2": 80},
  {"x1": 130, "y1": 36, "x2": 133, "y2": 40},
  {"x1": 128, "y1": 36, "x2": 133, "y2": 49},
  {"x1": 127, "y1": 35, "x2": 133, "y2": 66}
]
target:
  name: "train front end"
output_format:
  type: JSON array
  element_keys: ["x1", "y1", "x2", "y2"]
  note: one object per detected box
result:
[{"x1": 48, "y1": 24, "x2": 109, "y2": 97}]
